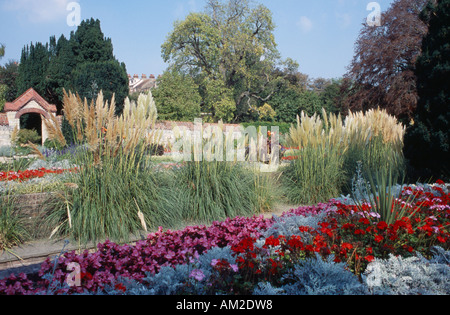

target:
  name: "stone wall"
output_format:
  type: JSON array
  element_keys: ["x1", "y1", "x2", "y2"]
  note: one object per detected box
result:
[
  {"x1": 0, "y1": 126, "x2": 12, "y2": 147},
  {"x1": 1, "y1": 192, "x2": 57, "y2": 222}
]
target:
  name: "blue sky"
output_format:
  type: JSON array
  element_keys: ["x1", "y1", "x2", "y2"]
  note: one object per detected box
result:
[{"x1": 0, "y1": 0, "x2": 395, "y2": 80}]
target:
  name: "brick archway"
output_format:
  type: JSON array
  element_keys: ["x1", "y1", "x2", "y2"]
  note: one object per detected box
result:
[
  {"x1": 15, "y1": 108, "x2": 51, "y2": 120},
  {"x1": 2, "y1": 88, "x2": 58, "y2": 145}
]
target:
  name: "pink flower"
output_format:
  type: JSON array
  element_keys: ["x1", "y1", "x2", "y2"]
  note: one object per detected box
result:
[{"x1": 190, "y1": 269, "x2": 205, "y2": 282}]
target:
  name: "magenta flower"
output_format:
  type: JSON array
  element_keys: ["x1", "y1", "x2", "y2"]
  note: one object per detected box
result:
[{"x1": 190, "y1": 269, "x2": 205, "y2": 282}]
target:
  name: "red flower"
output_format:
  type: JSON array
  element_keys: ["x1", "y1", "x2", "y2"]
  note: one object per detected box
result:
[
  {"x1": 264, "y1": 235, "x2": 280, "y2": 248},
  {"x1": 114, "y1": 283, "x2": 126, "y2": 293},
  {"x1": 377, "y1": 221, "x2": 388, "y2": 231},
  {"x1": 341, "y1": 243, "x2": 353, "y2": 251},
  {"x1": 81, "y1": 272, "x2": 93, "y2": 281},
  {"x1": 359, "y1": 218, "x2": 371, "y2": 225},
  {"x1": 374, "y1": 235, "x2": 384, "y2": 243},
  {"x1": 342, "y1": 223, "x2": 355, "y2": 230},
  {"x1": 354, "y1": 229, "x2": 366, "y2": 235},
  {"x1": 364, "y1": 255, "x2": 375, "y2": 263},
  {"x1": 287, "y1": 235, "x2": 304, "y2": 249},
  {"x1": 299, "y1": 226, "x2": 312, "y2": 233}
]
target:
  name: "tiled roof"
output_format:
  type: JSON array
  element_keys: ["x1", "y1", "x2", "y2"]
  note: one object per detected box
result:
[{"x1": 4, "y1": 88, "x2": 57, "y2": 113}]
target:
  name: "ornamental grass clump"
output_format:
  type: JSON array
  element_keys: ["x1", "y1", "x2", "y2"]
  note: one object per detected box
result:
[
  {"x1": 44, "y1": 90, "x2": 181, "y2": 244},
  {"x1": 174, "y1": 122, "x2": 278, "y2": 223},
  {"x1": 0, "y1": 194, "x2": 29, "y2": 252},
  {"x1": 343, "y1": 108, "x2": 406, "y2": 181},
  {"x1": 283, "y1": 108, "x2": 406, "y2": 204},
  {"x1": 282, "y1": 109, "x2": 347, "y2": 205}
]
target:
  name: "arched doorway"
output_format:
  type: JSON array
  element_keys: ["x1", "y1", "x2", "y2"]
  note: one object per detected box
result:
[{"x1": 19, "y1": 113, "x2": 43, "y2": 144}]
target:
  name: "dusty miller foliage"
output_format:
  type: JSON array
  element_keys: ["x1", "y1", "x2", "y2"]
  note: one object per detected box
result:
[
  {"x1": 262, "y1": 212, "x2": 329, "y2": 239},
  {"x1": 363, "y1": 247, "x2": 450, "y2": 295},
  {"x1": 255, "y1": 254, "x2": 368, "y2": 296}
]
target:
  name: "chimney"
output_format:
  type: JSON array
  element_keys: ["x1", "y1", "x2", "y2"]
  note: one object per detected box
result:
[
  {"x1": 150, "y1": 74, "x2": 155, "y2": 79},
  {"x1": 133, "y1": 74, "x2": 139, "y2": 79},
  {"x1": 142, "y1": 74, "x2": 147, "y2": 79}
]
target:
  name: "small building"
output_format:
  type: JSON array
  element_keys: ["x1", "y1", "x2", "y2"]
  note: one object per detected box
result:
[{"x1": 0, "y1": 88, "x2": 58, "y2": 146}]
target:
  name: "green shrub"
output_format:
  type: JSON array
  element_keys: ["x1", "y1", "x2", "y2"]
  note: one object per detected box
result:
[
  {"x1": 44, "y1": 138, "x2": 65, "y2": 151},
  {"x1": 15, "y1": 129, "x2": 41, "y2": 146},
  {"x1": 282, "y1": 110, "x2": 347, "y2": 204}
]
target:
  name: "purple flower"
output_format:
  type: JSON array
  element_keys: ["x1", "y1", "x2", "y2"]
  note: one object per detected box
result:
[
  {"x1": 211, "y1": 259, "x2": 219, "y2": 267},
  {"x1": 190, "y1": 269, "x2": 205, "y2": 282}
]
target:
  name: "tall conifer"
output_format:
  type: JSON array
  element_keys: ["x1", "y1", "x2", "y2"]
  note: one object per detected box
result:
[{"x1": 405, "y1": 0, "x2": 450, "y2": 181}]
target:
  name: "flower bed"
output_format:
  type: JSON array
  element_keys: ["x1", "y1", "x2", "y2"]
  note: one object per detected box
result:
[
  {"x1": 0, "y1": 182, "x2": 449, "y2": 295},
  {"x1": 0, "y1": 168, "x2": 77, "y2": 182}
]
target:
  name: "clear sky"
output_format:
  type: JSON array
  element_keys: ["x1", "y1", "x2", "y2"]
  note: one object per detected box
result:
[{"x1": 0, "y1": 0, "x2": 396, "y2": 80}]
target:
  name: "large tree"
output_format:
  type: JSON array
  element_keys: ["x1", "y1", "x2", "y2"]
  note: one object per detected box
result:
[
  {"x1": 16, "y1": 18, "x2": 128, "y2": 114},
  {"x1": 152, "y1": 71, "x2": 202, "y2": 121},
  {"x1": 404, "y1": 0, "x2": 450, "y2": 181},
  {"x1": 161, "y1": 0, "x2": 295, "y2": 122},
  {"x1": 71, "y1": 60, "x2": 129, "y2": 114},
  {"x1": 45, "y1": 35, "x2": 77, "y2": 107},
  {"x1": 16, "y1": 42, "x2": 51, "y2": 99},
  {"x1": 345, "y1": 0, "x2": 429, "y2": 121},
  {"x1": 0, "y1": 61, "x2": 19, "y2": 103},
  {"x1": 0, "y1": 44, "x2": 4, "y2": 59}
]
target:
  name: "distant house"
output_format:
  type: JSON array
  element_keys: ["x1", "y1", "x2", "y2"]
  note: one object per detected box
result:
[{"x1": 129, "y1": 74, "x2": 158, "y2": 93}]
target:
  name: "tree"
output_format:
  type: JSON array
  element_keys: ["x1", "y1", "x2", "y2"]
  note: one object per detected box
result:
[
  {"x1": 16, "y1": 42, "x2": 50, "y2": 98},
  {"x1": 67, "y1": 18, "x2": 128, "y2": 112},
  {"x1": 45, "y1": 35, "x2": 77, "y2": 109},
  {"x1": 320, "y1": 79, "x2": 347, "y2": 115},
  {"x1": 404, "y1": 0, "x2": 450, "y2": 181},
  {"x1": 70, "y1": 18, "x2": 114, "y2": 64},
  {"x1": 345, "y1": 0, "x2": 429, "y2": 121},
  {"x1": 71, "y1": 60, "x2": 129, "y2": 114},
  {"x1": 202, "y1": 77, "x2": 236, "y2": 122},
  {"x1": 16, "y1": 18, "x2": 129, "y2": 113},
  {"x1": 152, "y1": 71, "x2": 202, "y2": 121},
  {"x1": 0, "y1": 61, "x2": 19, "y2": 102},
  {"x1": 0, "y1": 84, "x2": 6, "y2": 112},
  {"x1": 162, "y1": 0, "x2": 294, "y2": 122},
  {"x1": 0, "y1": 44, "x2": 5, "y2": 59}
]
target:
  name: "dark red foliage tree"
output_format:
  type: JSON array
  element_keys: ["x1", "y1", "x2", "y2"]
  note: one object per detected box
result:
[{"x1": 345, "y1": 0, "x2": 430, "y2": 121}]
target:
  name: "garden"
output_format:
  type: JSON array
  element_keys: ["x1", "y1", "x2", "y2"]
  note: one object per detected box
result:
[{"x1": 0, "y1": 89, "x2": 448, "y2": 295}]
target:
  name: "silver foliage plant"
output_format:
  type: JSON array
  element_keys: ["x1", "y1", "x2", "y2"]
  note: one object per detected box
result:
[{"x1": 363, "y1": 247, "x2": 450, "y2": 295}]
